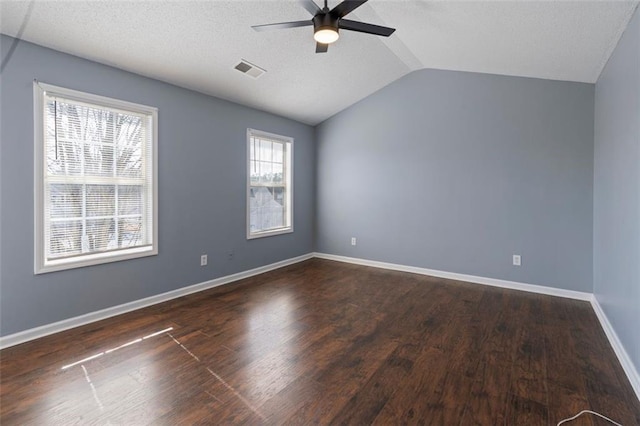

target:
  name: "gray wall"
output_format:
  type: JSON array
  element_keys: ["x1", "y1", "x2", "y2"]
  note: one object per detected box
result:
[
  {"x1": 316, "y1": 69, "x2": 594, "y2": 292},
  {"x1": 594, "y1": 6, "x2": 640, "y2": 374},
  {"x1": 0, "y1": 36, "x2": 315, "y2": 336}
]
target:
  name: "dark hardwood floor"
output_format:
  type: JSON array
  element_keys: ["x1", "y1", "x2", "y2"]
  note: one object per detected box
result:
[{"x1": 1, "y1": 259, "x2": 638, "y2": 425}]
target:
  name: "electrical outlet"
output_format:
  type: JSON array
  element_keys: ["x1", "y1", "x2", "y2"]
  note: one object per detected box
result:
[
  {"x1": 351, "y1": 237, "x2": 357, "y2": 246},
  {"x1": 512, "y1": 255, "x2": 521, "y2": 266},
  {"x1": 200, "y1": 254, "x2": 208, "y2": 266}
]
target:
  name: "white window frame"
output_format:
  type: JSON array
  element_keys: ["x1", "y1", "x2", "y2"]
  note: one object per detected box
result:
[
  {"x1": 246, "y1": 128, "x2": 293, "y2": 239},
  {"x1": 34, "y1": 82, "x2": 158, "y2": 274}
]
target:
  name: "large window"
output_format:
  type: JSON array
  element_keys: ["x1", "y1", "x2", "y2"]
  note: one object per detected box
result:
[
  {"x1": 34, "y1": 82, "x2": 158, "y2": 274},
  {"x1": 247, "y1": 129, "x2": 293, "y2": 239}
]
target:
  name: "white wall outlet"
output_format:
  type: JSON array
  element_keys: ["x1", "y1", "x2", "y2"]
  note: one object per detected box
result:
[
  {"x1": 200, "y1": 254, "x2": 208, "y2": 266},
  {"x1": 512, "y1": 255, "x2": 521, "y2": 266},
  {"x1": 351, "y1": 237, "x2": 357, "y2": 246}
]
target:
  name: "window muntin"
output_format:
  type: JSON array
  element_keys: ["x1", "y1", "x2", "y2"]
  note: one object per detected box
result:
[
  {"x1": 34, "y1": 83, "x2": 157, "y2": 273},
  {"x1": 247, "y1": 129, "x2": 293, "y2": 239}
]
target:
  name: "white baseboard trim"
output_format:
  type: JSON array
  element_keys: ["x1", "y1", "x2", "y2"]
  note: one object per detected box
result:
[
  {"x1": 313, "y1": 252, "x2": 592, "y2": 301},
  {"x1": 0, "y1": 253, "x2": 313, "y2": 350},
  {"x1": 590, "y1": 296, "x2": 640, "y2": 401}
]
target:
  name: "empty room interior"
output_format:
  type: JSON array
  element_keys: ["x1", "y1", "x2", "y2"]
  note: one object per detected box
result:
[{"x1": 1, "y1": 0, "x2": 640, "y2": 424}]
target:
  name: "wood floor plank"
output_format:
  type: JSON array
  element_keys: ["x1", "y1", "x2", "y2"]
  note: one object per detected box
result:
[
  {"x1": 505, "y1": 392, "x2": 550, "y2": 425},
  {"x1": 1, "y1": 259, "x2": 638, "y2": 424},
  {"x1": 508, "y1": 296, "x2": 549, "y2": 405},
  {"x1": 564, "y1": 300, "x2": 639, "y2": 425}
]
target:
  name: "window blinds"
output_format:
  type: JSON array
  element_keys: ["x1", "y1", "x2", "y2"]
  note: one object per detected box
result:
[{"x1": 43, "y1": 93, "x2": 154, "y2": 261}]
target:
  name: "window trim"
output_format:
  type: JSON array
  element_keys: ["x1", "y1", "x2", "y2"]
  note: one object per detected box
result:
[
  {"x1": 33, "y1": 81, "x2": 158, "y2": 274},
  {"x1": 246, "y1": 128, "x2": 293, "y2": 240}
]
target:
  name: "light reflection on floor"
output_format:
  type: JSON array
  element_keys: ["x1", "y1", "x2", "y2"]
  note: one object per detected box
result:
[
  {"x1": 42, "y1": 326, "x2": 176, "y2": 424},
  {"x1": 243, "y1": 293, "x2": 298, "y2": 405},
  {"x1": 45, "y1": 323, "x2": 272, "y2": 423},
  {"x1": 81, "y1": 364, "x2": 104, "y2": 412},
  {"x1": 61, "y1": 326, "x2": 174, "y2": 370},
  {"x1": 6, "y1": 278, "x2": 337, "y2": 424},
  {"x1": 167, "y1": 332, "x2": 267, "y2": 421}
]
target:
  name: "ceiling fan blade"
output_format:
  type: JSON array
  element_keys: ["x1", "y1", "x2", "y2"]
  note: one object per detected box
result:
[
  {"x1": 316, "y1": 42, "x2": 329, "y2": 53},
  {"x1": 339, "y1": 19, "x2": 395, "y2": 36},
  {"x1": 252, "y1": 20, "x2": 313, "y2": 31},
  {"x1": 299, "y1": 0, "x2": 321, "y2": 16},
  {"x1": 330, "y1": 0, "x2": 367, "y2": 18}
]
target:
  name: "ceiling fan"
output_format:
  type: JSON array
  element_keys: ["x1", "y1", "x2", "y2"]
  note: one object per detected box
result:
[{"x1": 252, "y1": 0, "x2": 396, "y2": 53}]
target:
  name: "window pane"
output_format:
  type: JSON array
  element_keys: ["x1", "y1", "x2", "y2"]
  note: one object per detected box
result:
[
  {"x1": 259, "y1": 139, "x2": 272, "y2": 161},
  {"x1": 49, "y1": 184, "x2": 82, "y2": 218},
  {"x1": 117, "y1": 145, "x2": 143, "y2": 178},
  {"x1": 116, "y1": 113, "x2": 141, "y2": 146},
  {"x1": 119, "y1": 217, "x2": 143, "y2": 247},
  {"x1": 86, "y1": 218, "x2": 116, "y2": 252},
  {"x1": 118, "y1": 185, "x2": 143, "y2": 215},
  {"x1": 273, "y1": 163, "x2": 283, "y2": 183},
  {"x1": 84, "y1": 143, "x2": 114, "y2": 177},
  {"x1": 86, "y1": 185, "x2": 115, "y2": 217},
  {"x1": 273, "y1": 187, "x2": 285, "y2": 206},
  {"x1": 47, "y1": 140, "x2": 83, "y2": 176},
  {"x1": 260, "y1": 161, "x2": 272, "y2": 183},
  {"x1": 49, "y1": 220, "x2": 82, "y2": 258},
  {"x1": 273, "y1": 142, "x2": 283, "y2": 163},
  {"x1": 249, "y1": 186, "x2": 285, "y2": 232},
  {"x1": 250, "y1": 160, "x2": 260, "y2": 183}
]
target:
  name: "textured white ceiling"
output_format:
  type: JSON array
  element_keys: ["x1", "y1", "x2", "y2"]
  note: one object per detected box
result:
[{"x1": 1, "y1": 0, "x2": 638, "y2": 125}]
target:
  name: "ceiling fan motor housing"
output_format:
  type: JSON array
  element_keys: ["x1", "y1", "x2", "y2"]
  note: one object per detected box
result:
[{"x1": 313, "y1": 13, "x2": 339, "y2": 35}]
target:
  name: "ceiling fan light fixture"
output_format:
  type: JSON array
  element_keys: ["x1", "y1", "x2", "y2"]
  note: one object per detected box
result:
[
  {"x1": 313, "y1": 13, "x2": 339, "y2": 44},
  {"x1": 314, "y1": 27, "x2": 339, "y2": 44}
]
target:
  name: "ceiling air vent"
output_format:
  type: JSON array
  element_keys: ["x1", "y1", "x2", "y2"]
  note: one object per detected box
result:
[{"x1": 234, "y1": 59, "x2": 266, "y2": 79}]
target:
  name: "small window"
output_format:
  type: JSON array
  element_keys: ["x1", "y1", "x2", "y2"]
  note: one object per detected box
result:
[
  {"x1": 247, "y1": 129, "x2": 293, "y2": 239},
  {"x1": 34, "y1": 82, "x2": 158, "y2": 273}
]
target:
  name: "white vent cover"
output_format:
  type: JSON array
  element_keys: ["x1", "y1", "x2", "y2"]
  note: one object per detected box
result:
[{"x1": 234, "y1": 59, "x2": 266, "y2": 79}]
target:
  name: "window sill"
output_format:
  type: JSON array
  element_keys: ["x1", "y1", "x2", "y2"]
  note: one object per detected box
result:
[
  {"x1": 247, "y1": 227, "x2": 293, "y2": 240},
  {"x1": 35, "y1": 245, "x2": 157, "y2": 274}
]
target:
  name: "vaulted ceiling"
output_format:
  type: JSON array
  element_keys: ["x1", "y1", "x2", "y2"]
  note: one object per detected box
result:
[{"x1": 1, "y1": 0, "x2": 638, "y2": 125}]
